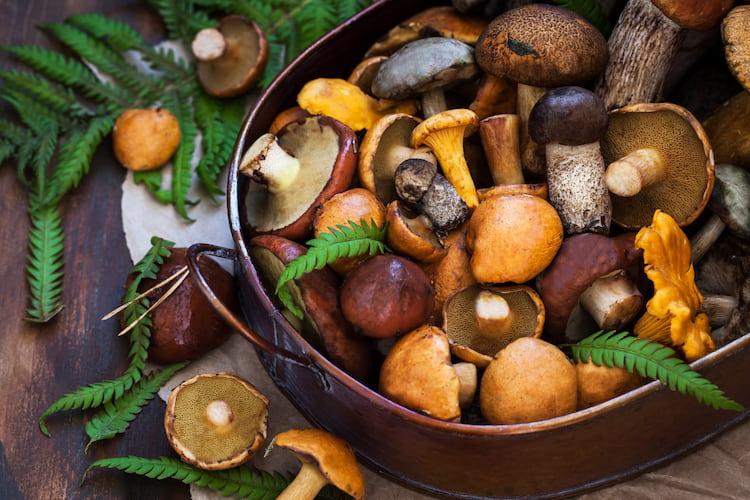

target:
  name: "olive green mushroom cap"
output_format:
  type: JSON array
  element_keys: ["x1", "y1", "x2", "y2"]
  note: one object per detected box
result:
[{"x1": 475, "y1": 4, "x2": 608, "y2": 88}]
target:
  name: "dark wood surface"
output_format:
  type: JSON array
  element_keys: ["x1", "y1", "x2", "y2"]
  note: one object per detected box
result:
[{"x1": 0, "y1": 1, "x2": 190, "y2": 498}]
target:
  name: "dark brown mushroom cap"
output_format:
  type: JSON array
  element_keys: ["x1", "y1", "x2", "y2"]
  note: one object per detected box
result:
[
  {"x1": 248, "y1": 235, "x2": 373, "y2": 382},
  {"x1": 474, "y1": 4, "x2": 608, "y2": 88},
  {"x1": 710, "y1": 164, "x2": 750, "y2": 240},
  {"x1": 536, "y1": 232, "x2": 643, "y2": 345},
  {"x1": 240, "y1": 115, "x2": 357, "y2": 241},
  {"x1": 371, "y1": 37, "x2": 480, "y2": 101},
  {"x1": 528, "y1": 86, "x2": 608, "y2": 146},
  {"x1": 195, "y1": 16, "x2": 269, "y2": 98},
  {"x1": 652, "y1": 0, "x2": 733, "y2": 31}
]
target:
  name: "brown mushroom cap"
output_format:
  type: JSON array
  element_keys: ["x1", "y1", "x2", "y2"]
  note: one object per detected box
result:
[
  {"x1": 576, "y1": 361, "x2": 646, "y2": 409},
  {"x1": 385, "y1": 200, "x2": 447, "y2": 264},
  {"x1": 652, "y1": 0, "x2": 733, "y2": 32},
  {"x1": 164, "y1": 372, "x2": 269, "y2": 470},
  {"x1": 702, "y1": 92, "x2": 750, "y2": 170},
  {"x1": 600, "y1": 102, "x2": 715, "y2": 229},
  {"x1": 423, "y1": 223, "x2": 477, "y2": 318},
  {"x1": 474, "y1": 4, "x2": 608, "y2": 88},
  {"x1": 722, "y1": 5, "x2": 750, "y2": 92},
  {"x1": 194, "y1": 16, "x2": 268, "y2": 98},
  {"x1": 112, "y1": 107, "x2": 181, "y2": 171},
  {"x1": 240, "y1": 115, "x2": 357, "y2": 241},
  {"x1": 274, "y1": 428, "x2": 365, "y2": 500}
]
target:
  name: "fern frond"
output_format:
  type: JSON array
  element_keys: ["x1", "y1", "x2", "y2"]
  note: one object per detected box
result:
[
  {"x1": 193, "y1": 92, "x2": 226, "y2": 200},
  {"x1": 297, "y1": 2, "x2": 338, "y2": 51},
  {"x1": 142, "y1": 0, "x2": 213, "y2": 42},
  {"x1": 569, "y1": 331, "x2": 744, "y2": 411},
  {"x1": 161, "y1": 88, "x2": 199, "y2": 221},
  {"x1": 66, "y1": 13, "x2": 144, "y2": 51},
  {"x1": 0, "y1": 140, "x2": 15, "y2": 165},
  {"x1": 85, "y1": 362, "x2": 186, "y2": 449},
  {"x1": 0, "y1": 84, "x2": 69, "y2": 131},
  {"x1": 25, "y1": 201, "x2": 65, "y2": 322},
  {"x1": 0, "y1": 69, "x2": 94, "y2": 120},
  {"x1": 553, "y1": 0, "x2": 611, "y2": 37},
  {"x1": 132, "y1": 170, "x2": 173, "y2": 205}
]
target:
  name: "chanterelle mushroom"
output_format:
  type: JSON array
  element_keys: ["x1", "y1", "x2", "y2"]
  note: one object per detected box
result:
[
  {"x1": 273, "y1": 428, "x2": 365, "y2": 500},
  {"x1": 164, "y1": 372, "x2": 269, "y2": 470}
]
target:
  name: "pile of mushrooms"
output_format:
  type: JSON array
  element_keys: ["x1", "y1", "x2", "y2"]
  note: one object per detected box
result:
[{"x1": 238, "y1": 2, "x2": 745, "y2": 426}]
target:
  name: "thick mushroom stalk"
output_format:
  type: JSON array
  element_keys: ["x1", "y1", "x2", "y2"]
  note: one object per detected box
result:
[
  {"x1": 604, "y1": 147, "x2": 664, "y2": 197},
  {"x1": 239, "y1": 133, "x2": 300, "y2": 194},
  {"x1": 277, "y1": 460, "x2": 334, "y2": 500},
  {"x1": 478, "y1": 114, "x2": 525, "y2": 185},
  {"x1": 191, "y1": 28, "x2": 227, "y2": 61},
  {"x1": 411, "y1": 108, "x2": 480, "y2": 210},
  {"x1": 475, "y1": 290, "x2": 512, "y2": 337},
  {"x1": 579, "y1": 270, "x2": 644, "y2": 332}
]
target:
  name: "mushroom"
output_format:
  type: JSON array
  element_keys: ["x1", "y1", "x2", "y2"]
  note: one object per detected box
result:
[
  {"x1": 410, "y1": 108, "x2": 480, "y2": 210},
  {"x1": 702, "y1": 91, "x2": 750, "y2": 170},
  {"x1": 385, "y1": 200, "x2": 447, "y2": 264},
  {"x1": 475, "y1": 4, "x2": 608, "y2": 179},
  {"x1": 191, "y1": 15, "x2": 269, "y2": 98},
  {"x1": 600, "y1": 102, "x2": 715, "y2": 229},
  {"x1": 268, "y1": 106, "x2": 311, "y2": 135},
  {"x1": 357, "y1": 113, "x2": 437, "y2": 204},
  {"x1": 723, "y1": 5, "x2": 750, "y2": 87},
  {"x1": 466, "y1": 193, "x2": 563, "y2": 285},
  {"x1": 594, "y1": 0, "x2": 733, "y2": 111},
  {"x1": 479, "y1": 337, "x2": 578, "y2": 424},
  {"x1": 632, "y1": 210, "x2": 715, "y2": 362},
  {"x1": 249, "y1": 235, "x2": 374, "y2": 382},
  {"x1": 164, "y1": 372, "x2": 269, "y2": 470},
  {"x1": 536, "y1": 232, "x2": 644, "y2": 345},
  {"x1": 379, "y1": 325, "x2": 475, "y2": 422},
  {"x1": 273, "y1": 428, "x2": 365, "y2": 500},
  {"x1": 478, "y1": 113, "x2": 524, "y2": 185},
  {"x1": 296, "y1": 77, "x2": 417, "y2": 132},
  {"x1": 469, "y1": 74, "x2": 517, "y2": 120},
  {"x1": 527, "y1": 86, "x2": 611, "y2": 235},
  {"x1": 112, "y1": 107, "x2": 181, "y2": 171},
  {"x1": 346, "y1": 55, "x2": 388, "y2": 94},
  {"x1": 371, "y1": 37, "x2": 480, "y2": 118},
  {"x1": 394, "y1": 157, "x2": 469, "y2": 232},
  {"x1": 340, "y1": 254, "x2": 434, "y2": 338},
  {"x1": 442, "y1": 284, "x2": 545, "y2": 369},
  {"x1": 423, "y1": 224, "x2": 477, "y2": 318},
  {"x1": 239, "y1": 115, "x2": 357, "y2": 241},
  {"x1": 576, "y1": 361, "x2": 646, "y2": 409}
]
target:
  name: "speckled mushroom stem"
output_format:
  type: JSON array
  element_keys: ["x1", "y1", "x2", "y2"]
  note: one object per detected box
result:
[
  {"x1": 276, "y1": 462, "x2": 330, "y2": 500},
  {"x1": 594, "y1": 0, "x2": 684, "y2": 110}
]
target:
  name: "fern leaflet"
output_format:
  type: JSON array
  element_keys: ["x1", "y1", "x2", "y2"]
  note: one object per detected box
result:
[
  {"x1": 25, "y1": 202, "x2": 65, "y2": 322},
  {"x1": 162, "y1": 88, "x2": 199, "y2": 221}
]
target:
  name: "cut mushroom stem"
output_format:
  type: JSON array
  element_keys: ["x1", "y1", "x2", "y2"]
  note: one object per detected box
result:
[
  {"x1": 204, "y1": 400, "x2": 234, "y2": 432},
  {"x1": 604, "y1": 147, "x2": 665, "y2": 197},
  {"x1": 479, "y1": 114, "x2": 525, "y2": 185},
  {"x1": 578, "y1": 269, "x2": 644, "y2": 332},
  {"x1": 690, "y1": 214, "x2": 726, "y2": 264},
  {"x1": 474, "y1": 290, "x2": 512, "y2": 337},
  {"x1": 239, "y1": 133, "x2": 300, "y2": 193},
  {"x1": 453, "y1": 361, "x2": 478, "y2": 409},
  {"x1": 191, "y1": 28, "x2": 227, "y2": 61}
]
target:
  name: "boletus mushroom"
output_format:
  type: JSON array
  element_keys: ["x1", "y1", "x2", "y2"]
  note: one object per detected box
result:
[{"x1": 164, "y1": 372, "x2": 269, "y2": 470}]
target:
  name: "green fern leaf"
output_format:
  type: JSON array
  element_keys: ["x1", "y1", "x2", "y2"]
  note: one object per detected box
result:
[
  {"x1": 0, "y1": 69, "x2": 94, "y2": 120},
  {"x1": 569, "y1": 331, "x2": 744, "y2": 411},
  {"x1": 0, "y1": 84, "x2": 69, "y2": 131},
  {"x1": 162, "y1": 88, "x2": 199, "y2": 221},
  {"x1": 85, "y1": 362, "x2": 186, "y2": 449},
  {"x1": 553, "y1": 0, "x2": 611, "y2": 37},
  {"x1": 65, "y1": 13, "x2": 144, "y2": 51},
  {"x1": 142, "y1": 0, "x2": 213, "y2": 42},
  {"x1": 0, "y1": 140, "x2": 15, "y2": 165},
  {"x1": 132, "y1": 170, "x2": 173, "y2": 205},
  {"x1": 193, "y1": 92, "x2": 226, "y2": 200},
  {"x1": 297, "y1": 2, "x2": 338, "y2": 51}
]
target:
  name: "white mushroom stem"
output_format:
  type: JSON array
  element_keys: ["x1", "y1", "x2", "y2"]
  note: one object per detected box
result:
[
  {"x1": 453, "y1": 362, "x2": 478, "y2": 409},
  {"x1": 701, "y1": 294, "x2": 739, "y2": 328},
  {"x1": 239, "y1": 133, "x2": 300, "y2": 193},
  {"x1": 204, "y1": 400, "x2": 234, "y2": 433},
  {"x1": 545, "y1": 141, "x2": 611, "y2": 234},
  {"x1": 579, "y1": 270, "x2": 644, "y2": 332},
  {"x1": 604, "y1": 147, "x2": 665, "y2": 197},
  {"x1": 421, "y1": 88, "x2": 448, "y2": 119},
  {"x1": 191, "y1": 28, "x2": 227, "y2": 62},
  {"x1": 276, "y1": 461, "x2": 331, "y2": 500},
  {"x1": 690, "y1": 214, "x2": 726, "y2": 264},
  {"x1": 475, "y1": 290, "x2": 512, "y2": 337}
]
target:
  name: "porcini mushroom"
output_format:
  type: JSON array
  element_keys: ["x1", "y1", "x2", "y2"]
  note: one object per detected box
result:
[
  {"x1": 600, "y1": 102, "x2": 715, "y2": 229},
  {"x1": 239, "y1": 116, "x2": 357, "y2": 241},
  {"x1": 191, "y1": 16, "x2": 269, "y2": 98},
  {"x1": 112, "y1": 107, "x2": 181, "y2": 171},
  {"x1": 528, "y1": 86, "x2": 611, "y2": 235},
  {"x1": 164, "y1": 372, "x2": 269, "y2": 470},
  {"x1": 273, "y1": 428, "x2": 365, "y2": 500}
]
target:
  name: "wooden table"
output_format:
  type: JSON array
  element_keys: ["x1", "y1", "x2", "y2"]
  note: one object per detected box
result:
[{"x1": 0, "y1": 1, "x2": 190, "y2": 498}]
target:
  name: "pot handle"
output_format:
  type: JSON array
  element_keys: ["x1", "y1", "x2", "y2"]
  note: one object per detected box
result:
[{"x1": 186, "y1": 243, "x2": 315, "y2": 368}]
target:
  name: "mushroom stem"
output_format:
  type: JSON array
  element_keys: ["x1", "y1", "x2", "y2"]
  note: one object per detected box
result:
[
  {"x1": 701, "y1": 294, "x2": 739, "y2": 328},
  {"x1": 276, "y1": 462, "x2": 331, "y2": 500},
  {"x1": 421, "y1": 88, "x2": 448, "y2": 119},
  {"x1": 204, "y1": 400, "x2": 234, "y2": 432},
  {"x1": 690, "y1": 214, "x2": 726, "y2": 265},
  {"x1": 191, "y1": 28, "x2": 227, "y2": 62},
  {"x1": 475, "y1": 290, "x2": 513, "y2": 337},
  {"x1": 517, "y1": 83, "x2": 548, "y2": 179},
  {"x1": 579, "y1": 270, "x2": 644, "y2": 332},
  {"x1": 239, "y1": 133, "x2": 300, "y2": 193},
  {"x1": 604, "y1": 147, "x2": 665, "y2": 197},
  {"x1": 453, "y1": 361, "x2": 478, "y2": 409},
  {"x1": 479, "y1": 114, "x2": 525, "y2": 185}
]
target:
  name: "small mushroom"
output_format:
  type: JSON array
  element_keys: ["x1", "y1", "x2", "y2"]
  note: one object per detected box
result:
[
  {"x1": 600, "y1": 102, "x2": 715, "y2": 229},
  {"x1": 371, "y1": 37, "x2": 480, "y2": 118},
  {"x1": 191, "y1": 16, "x2": 269, "y2": 98},
  {"x1": 443, "y1": 284, "x2": 545, "y2": 369},
  {"x1": 410, "y1": 108, "x2": 480, "y2": 210},
  {"x1": 273, "y1": 428, "x2": 365, "y2": 500},
  {"x1": 385, "y1": 200, "x2": 447, "y2": 264},
  {"x1": 112, "y1": 107, "x2": 181, "y2": 171},
  {"x1": 164, "y1": 372, "x2": 269, "y2": 470},
  {"x1": 239, "y1": 116, "x2": 357, "y2": 241},
  {"x1": 347, "y1": 55, "x2": 389, "y2": 94},
  {"x1": 576, "y1": 361, "x2": 647, "y2": 409},
  {"x1": 528, "y1": 86, "x2": 611, "y2": 235}
]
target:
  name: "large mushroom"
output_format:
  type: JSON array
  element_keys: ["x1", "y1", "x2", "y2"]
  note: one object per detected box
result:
[
  {"x1": 239, "y1": 116, "x2": 357, "y2": 241},
  {"x1": 702, "y1": 91, "x2": 750, "y2": 170}
]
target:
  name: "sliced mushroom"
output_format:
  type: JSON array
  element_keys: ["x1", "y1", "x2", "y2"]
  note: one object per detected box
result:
[{"x1": 192, "y1": 15, "x2": 269, "y2": 98}]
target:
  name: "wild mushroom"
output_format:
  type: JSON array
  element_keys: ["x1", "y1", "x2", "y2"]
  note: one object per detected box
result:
[
  {"x1": 528, "y1": 86, "x2": 611, "y2": 235},
  {"x1": 702, "y1": 91, "x2": 750, "y2": 170},
  {"x1": 191, "y1": 15, "x2": 269, "y2": 98},
  {"x1": 468, "y1": 74, "x2": 517, "y2": 120},
  {"x1": 273, "y1": 428, "x2": 365, "y2": 500},
  {"x1": 385, "y1": 200, "x2": 447, "y2": 264},
  {"x1": 379, "y1": 325, "x2": 475, "y2": 422},
  {"x1": 475, "y1": 4, "x2": 608, "y2": 179},
  {"x1": 466, "y1": 193, "x2": 563, "y2": 285},
  {"x1": 536, "y1": 232, "x2": 644, "y2": 345},
  {"x1": 423, "y1": 224, "x2": 477, "y2": 318},
  {"x1": 249, "y1": 235, "x2": 374, "y2": 382},
  {"x1": 410, "y1": 108, "x2": 480, "y2": 210},
  {"x1": 442, "y1": 284, "x2": 545, "y2": 369},
  {"x1": 576, "y1": 361, "x2": 646, "y2": 409},
  {"x1": 371, "y1": 37, "x2": 480, "y2": 118},
  {"x1": 296, "y1": 77, "x2": 417, "y2": 132},
  {"x1": 479, "y1": 337, "x2": 578, "y2": 424},
  {"x1": 632, "y1": 210, "x2": 715, "y2": 362},
  {"x1": 239, "y1": 116, "x2": 357, "y2": 241},
  {"x1": 478, "y1": 113, "x2": 524, "y2": 185},
  {"x1": 358, "y1": 113, "x2": 436, "y2": 205},
  {"x1": 112, "y1": 107, "x2": 181, "y2": 171},
  {"x1": 600, "y1": 102, "x2": 715, "y2": 229},
  {"x1": 164, "y1": 372, "x2": 269, "y2": 470},
  {"x1": 340, "y1": 254, "x2": 434, "y2": 338},
  {"x1": 346, "y1": 55, "x2": 388, "y2": 94}
]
